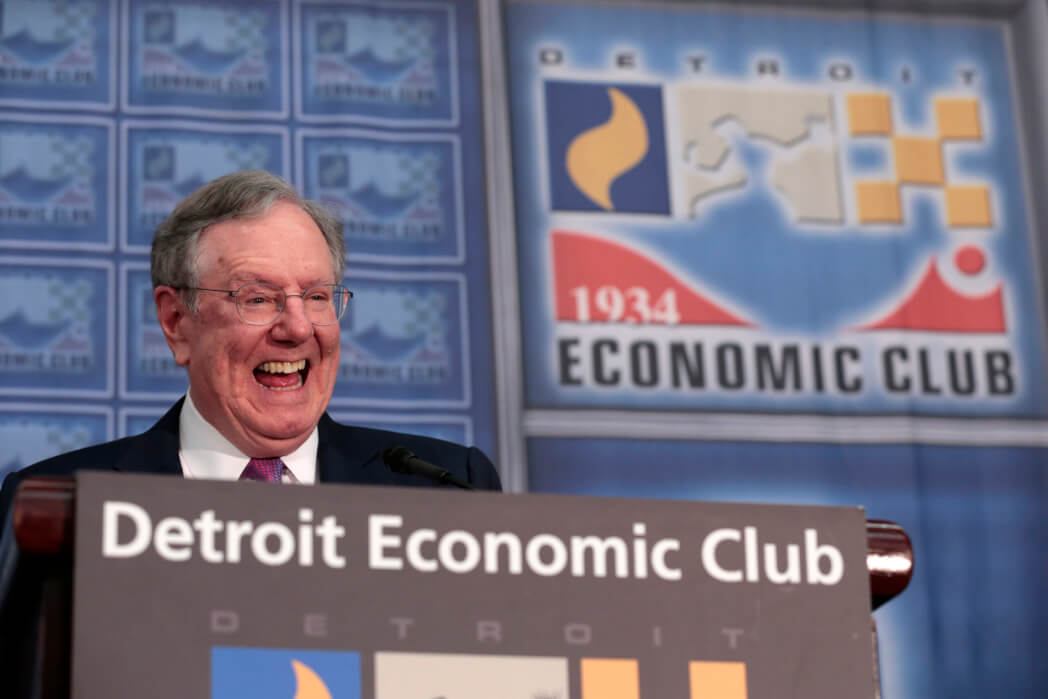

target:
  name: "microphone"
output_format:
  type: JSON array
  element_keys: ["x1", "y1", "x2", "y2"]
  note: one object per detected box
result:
[{"x1": 381, "y1": 446, "x2": 474, "y2": 491}]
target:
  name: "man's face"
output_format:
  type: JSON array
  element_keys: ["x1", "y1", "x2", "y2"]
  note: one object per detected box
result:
[{"x1": 157, "y1": 200, "x2": 342, "y2": 457}]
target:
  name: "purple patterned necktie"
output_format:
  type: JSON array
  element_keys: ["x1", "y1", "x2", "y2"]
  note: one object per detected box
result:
[{"x1": 239, "y1": 457, "x2": 286, "y2": 483}]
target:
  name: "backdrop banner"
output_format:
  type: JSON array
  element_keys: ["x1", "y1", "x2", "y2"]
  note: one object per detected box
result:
[{"x1": 504, "y1": 2, "x2": 1048, "y2": 698}]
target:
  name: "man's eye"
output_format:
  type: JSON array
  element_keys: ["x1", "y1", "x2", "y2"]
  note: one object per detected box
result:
[{"x1": 245, "y1": 296, "x2": 270, "y2": 305}]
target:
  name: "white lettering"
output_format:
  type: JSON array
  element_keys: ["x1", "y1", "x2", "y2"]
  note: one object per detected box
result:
[
  {"x1": 406, "y1": 528, "x2": 438, "y2": 572},
  {"x1": 702, "y1": 528, "x2": 743, "y2": 582},
  {"x1": 805, "y1": 528, "x2": 844, "y2": 584},
  {"x1": 569, "y1": 535, "x2": 627, "y2": 578},
  {"x1": 526, "y1": 534, "x2": 568, "y2": 576},
  {"x1": 101, "y1": 501, "x2": 345, "y2": 568},
  {"x1": 744, "y1": 526, "x2": 759, "y2": 582},
  {"x1": 251, "y1": 522, "x2": 295, "y2": 566},
  {"x1": 154, "y1": 516, "x2": 193, "y2": 562},
  {"x1": 651, "y1": 538, "x2": 682, "y2": 580},
  {"x1": 483, "y1": 532, "x2": 523, "y2": 574},
  {"x1": 194, "y1": 509, "x2": 224, "y2": 563},
  {"x1": 102, "y1": 501, "x2": 151, "y2": 558},
  {"x1": 225, "y1": 520, "x2": 252, "y2": 564},
  {"x1": 369, "y1": 514, "x2": 403, "y2": 570},
  {"x1": 438, "y1": 530, "x2": 482, "y2": 574},
  {"x1": 632, "y1": 522, "x2": 648, "y2": 578},
  {"x1": 298, "y1": 509, "x2": 314, "y2": 566},
  {"x1": 764, "y1": 542, "x2": 801, "y2": 584},
  {"x1": 316, "y1": 515, "x2": 346, "y2": 568}
]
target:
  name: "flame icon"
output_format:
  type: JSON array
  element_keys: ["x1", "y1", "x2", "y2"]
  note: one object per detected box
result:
[
  {"x1": 565, "y1": 88, "x2": 650, "y2": 210},
  {"x1": 292, "y1": 659, "x2": 333, "y2": 699}
]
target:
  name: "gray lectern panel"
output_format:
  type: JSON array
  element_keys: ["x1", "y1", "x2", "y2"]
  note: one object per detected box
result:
[{"x1": 72, "y1": 472, "x2": 872, "y2": 698}]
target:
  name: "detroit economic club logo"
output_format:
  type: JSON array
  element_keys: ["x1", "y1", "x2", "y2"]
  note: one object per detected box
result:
[
  {"x1": 211, "y1": 647, "x2": 747, "y2": 698},
  {"x1": 540, "y1": 58, "x2": 1019, "y2": 407}
]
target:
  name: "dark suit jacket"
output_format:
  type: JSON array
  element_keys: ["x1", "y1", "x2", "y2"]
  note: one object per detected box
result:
[
  {"x1": 0, "y1": 400, "x2": 499, "y2": 694},
  {"x1": 0, "y1": 398, "x2": 501, "y2": 527}
]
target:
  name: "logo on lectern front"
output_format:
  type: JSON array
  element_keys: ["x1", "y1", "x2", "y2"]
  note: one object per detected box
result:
[{"x1": 211, "y1": 647, "x2": 361, "y2": 698}]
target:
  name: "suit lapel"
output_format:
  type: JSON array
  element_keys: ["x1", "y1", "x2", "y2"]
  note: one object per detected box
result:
[{"x1": 112, "y1": 399, "x2": 184, "y2": 476}]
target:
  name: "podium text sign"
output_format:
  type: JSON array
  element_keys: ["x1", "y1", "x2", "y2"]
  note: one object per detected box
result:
[{"x1": 72, "y1": 472, "x2": 874, "y2": 698}]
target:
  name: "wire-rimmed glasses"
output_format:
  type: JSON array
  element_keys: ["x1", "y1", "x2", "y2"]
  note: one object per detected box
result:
[{"x1": 184, "y1": 282, "x2": 352, "y2": 326}]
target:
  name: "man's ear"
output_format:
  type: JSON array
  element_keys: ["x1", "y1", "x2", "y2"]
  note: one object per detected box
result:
[{"x1": 154, "y1": 286, "x2": 192, "y2": 366}]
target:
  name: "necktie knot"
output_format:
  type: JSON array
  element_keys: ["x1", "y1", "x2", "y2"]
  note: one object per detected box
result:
[{"x1": 240, "y1": 457, "x2": 286, "y2": 483}]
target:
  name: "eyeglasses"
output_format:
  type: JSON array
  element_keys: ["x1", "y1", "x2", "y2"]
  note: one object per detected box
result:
[{"x1": 184, "y1": 282, "x2": 352, "y2": 326}]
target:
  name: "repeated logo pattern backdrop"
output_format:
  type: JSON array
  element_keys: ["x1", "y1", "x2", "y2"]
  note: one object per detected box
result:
[{"x1": 0, "y1": 0, "x2": 495, "y2": 477}]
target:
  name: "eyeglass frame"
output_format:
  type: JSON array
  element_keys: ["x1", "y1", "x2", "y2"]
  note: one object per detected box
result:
[{"x1": 177, "y1": 281, "x2": 353, "y2": 326}]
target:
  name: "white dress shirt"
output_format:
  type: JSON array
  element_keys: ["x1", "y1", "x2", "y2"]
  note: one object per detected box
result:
[{"x1": 177, "y1": 390, "x2": 318, "y2": 484}]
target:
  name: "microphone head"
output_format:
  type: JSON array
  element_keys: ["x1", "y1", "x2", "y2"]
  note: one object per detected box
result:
[{"x1": 381, "y1": 446, "x2": 417, "y2": 474}]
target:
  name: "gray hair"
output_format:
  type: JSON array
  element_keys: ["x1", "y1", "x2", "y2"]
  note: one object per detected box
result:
[{"x1": 150, "y1": 169, "x2": 345, "y2": 309}]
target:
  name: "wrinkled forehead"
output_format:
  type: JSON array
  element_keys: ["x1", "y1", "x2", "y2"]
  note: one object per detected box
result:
[{"x1": 192, "y1": 204, "x2": 334, "y2": 283}]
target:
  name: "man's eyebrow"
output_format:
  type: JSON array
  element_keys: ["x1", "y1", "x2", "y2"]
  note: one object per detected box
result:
[{"x1": 229, "y1": 277, "x2": 335, "y2": 288}]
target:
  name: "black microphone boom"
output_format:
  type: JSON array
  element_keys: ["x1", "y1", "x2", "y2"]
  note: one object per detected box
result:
[{"x1": 381, "y1": 446, "x2": 475, "y2": 490}]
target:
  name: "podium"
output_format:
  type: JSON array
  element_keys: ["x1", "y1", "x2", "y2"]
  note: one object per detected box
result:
[{"x1": 1, "y1": 473, "x2": 913, "y2": 698}]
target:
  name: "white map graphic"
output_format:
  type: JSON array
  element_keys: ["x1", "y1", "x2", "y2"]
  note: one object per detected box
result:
[
  {"x1": 674, "y1": 85, "x2": 844, "y2": 223},
  {"x1": 375, "y1": 652, "x2": 568, "y2": 698}
]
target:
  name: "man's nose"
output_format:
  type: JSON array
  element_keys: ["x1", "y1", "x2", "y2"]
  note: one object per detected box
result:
[{"x1": 272, "y1": 294, "x2": 314, "y2": 341}]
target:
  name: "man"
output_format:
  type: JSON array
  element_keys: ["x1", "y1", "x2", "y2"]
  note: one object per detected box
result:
[{"x1": 0, "y1": 169, "x2": 500, "y2": 523}]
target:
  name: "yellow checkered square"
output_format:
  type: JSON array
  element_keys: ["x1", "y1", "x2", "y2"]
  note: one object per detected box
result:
[
  {"x1": 856, "y1": 181, "x2": 902, "y2": 223},
  {"x1": 936, "y1": 98, "x2": 982, "y2": 140},
  {"x1": 894, "y1": 137, "x2": 944, "y2": 185},
  {"x1": 945, "y1": 185, "x2": 992, "y2": 227},
  {"x1": 847, "y1": 93, "x2": 894, "y2": 135}
]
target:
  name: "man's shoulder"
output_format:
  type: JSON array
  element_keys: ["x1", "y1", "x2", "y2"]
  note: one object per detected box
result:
[
  {"x1": 318, "y1": 416, "x2": 502, "y2": 491},
  {"x1": 0, "y1": 433, "x2": 152, "y2": 531},
  {"x1": 12, "y1": 400, "x2": 181, "y2": 480},
  {"x1": 322, "y1": 417, "x2": 466, "y2": 453},
  {"x1": 17, "y1": 435, "x2": 144, "y2": 479},
  {"x1": 0, "y1": 401, "x2": 183, "y2": 523}
]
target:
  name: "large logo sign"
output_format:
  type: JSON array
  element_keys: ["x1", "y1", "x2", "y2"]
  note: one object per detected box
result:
[
  {"x1": 123, "y1": 0, "x2": 286, "y2": 117},
  {"x1": 509, "y1": 5, "x2": 1046, "y2": 416},
  {"x1": 334, "y1": 271, "x2": 469, "y2": 407},
  {"x1": 295, "y1": 0, "x2": 458, "y2": 125},
  {"x1": 0, "y1": 257, "x2": 112, "y2": 397},
  {"x1": 0, "y1": 0, "x2": 114, "y2": 109},
  {"x1": 122, "y1": 121, "x2": 288, "y2": 250},
  {"x1": 0, "y1": 115, "x2": 114, "y2": 250},
  {"x1": 299, "y1": 129, "x2": 464, "y2": 263}
]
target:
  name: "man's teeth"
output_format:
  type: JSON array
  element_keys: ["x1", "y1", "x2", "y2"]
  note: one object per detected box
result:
[{"x1": 257, "y1": 360, "x2": 307, "y2": 374}]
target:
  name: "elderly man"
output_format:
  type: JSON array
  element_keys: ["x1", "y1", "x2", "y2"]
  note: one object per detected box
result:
[{"x1": 0, "y1": 170, "x2": 500, "y2": 521}]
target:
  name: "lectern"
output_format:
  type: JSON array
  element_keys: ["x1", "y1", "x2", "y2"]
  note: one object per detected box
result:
[{"x1": 1, "y1": 473, "x2": 912, "y2": 698}]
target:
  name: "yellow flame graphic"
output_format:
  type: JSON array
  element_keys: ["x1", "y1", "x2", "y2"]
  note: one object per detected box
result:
[
  {"x1": 566, "y1": 88, "x2": 650, "y2": 210},
  {"x1": 291, "y1": 659, "x2": 332, "y2": 699}
]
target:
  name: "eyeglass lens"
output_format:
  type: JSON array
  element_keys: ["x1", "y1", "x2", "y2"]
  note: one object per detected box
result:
[{"x1": 235, "y1": 283, "x2": 349, "y2": 325}]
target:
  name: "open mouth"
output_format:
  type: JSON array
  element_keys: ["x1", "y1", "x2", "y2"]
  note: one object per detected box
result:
[{"x1": 253, "y1": 359, "x2": 309, "y2": 391}]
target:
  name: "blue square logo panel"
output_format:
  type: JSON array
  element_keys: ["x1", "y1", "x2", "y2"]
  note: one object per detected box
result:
[{"x1": 211, "y1": 646, "x2": 361, "y2": 698}]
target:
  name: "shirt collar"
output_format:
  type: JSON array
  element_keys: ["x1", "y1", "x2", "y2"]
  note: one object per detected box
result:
[{"x1": 178, "y1": 390, "x2": 318, "y2": 484}]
